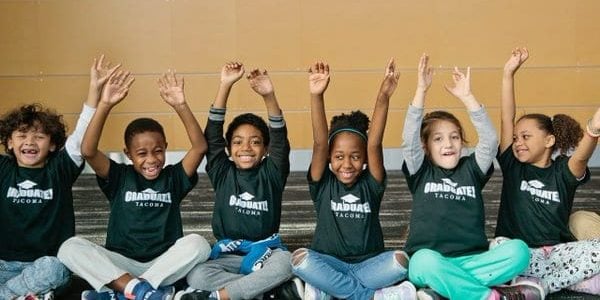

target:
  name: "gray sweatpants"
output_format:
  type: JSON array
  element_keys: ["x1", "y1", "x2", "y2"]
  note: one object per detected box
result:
[
  {"x1": 57, "y1": 234, "x2": 210, "y2": 291},
  {"x1": 186, "y1": 249, "x2": 292, "y2": 300}
]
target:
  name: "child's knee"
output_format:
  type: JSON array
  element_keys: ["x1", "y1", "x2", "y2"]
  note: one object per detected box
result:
[
  {"x1": 291, "y1": 248, "x2": 308, "y2": 266},
  {"x1": 31, "y1": 256, "x2": 70, "y2": 287}
]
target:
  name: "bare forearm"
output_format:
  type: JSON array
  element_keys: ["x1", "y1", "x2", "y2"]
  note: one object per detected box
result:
[
  {"x1": 214, "y1": 82, "x2": 234, "y2": 109},
  {"x1": 311, "y1": 94, "x2": 328, "y2": 146},
  {"x1": 411, "y1": 87, "x2": 427, "y2": 108},
  {"x1": 263, "y1": 92, "x2": 282, "y2": 116},
  {"x1": 369, "y1": 92, "x2": 390, "y2": 146}
]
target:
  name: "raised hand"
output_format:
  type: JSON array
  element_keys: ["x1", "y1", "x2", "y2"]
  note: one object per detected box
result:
[
  {"x1": 504, "y1": 48, "x2": 529, "y2": 76},
  {"x1": 379, "y1": 58, "x2": 401, "y2": 98},
  {"x1": 445, "y1": 67, "x2": 472, "y2": 101},
  {"x1": 417, "y1": 54, "x2": 433, "y2": 91},
  {"x1": 158, "y1": 70, "x2": 185, "y2": 107},
  {"x1": 247, "y1": 69, "x2": 274, "y2": 97},
  {"x1": 100, "y1": 71, "x2": 135, "y2": 107},
  {"x1": 221, "y1": 62, "x2": 245, "y2": 85},
  {"x1": 90, "y1": 55, "x2": 121, "y2": 89},
  {"x1": 309, "y1": 62, "x2": 330, "y2": 95}
]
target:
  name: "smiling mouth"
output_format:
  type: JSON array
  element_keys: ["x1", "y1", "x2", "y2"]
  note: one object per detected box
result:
[
  {"x1": 238, "y1": 155, "x2": 255, "y2": 163},
  {"x1": 340, "y1": 171, "x2": 354, "y2": 179},
  {"x1": 143, "y1": 166, "x2": 160, "y2": 177},
  {"x1": 21, "y1": 149, "x2": 39, "y2": 157}
]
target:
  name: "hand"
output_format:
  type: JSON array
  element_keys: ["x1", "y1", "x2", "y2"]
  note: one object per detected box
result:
[
  {"x1": 417, "y1": 54, "x2": 433, "y2": 91},
  {"x1": 158, "y1": 70, "x2": 185, "y2": 107},
  {"x1": 444, "y1": 67, "x2": 472, "y2": 100},
  {"x1": 379, "y1": 58, "x2": 401, "y2": 98},
  {"x1": 247, "y1": 69, "x2": 274, "y2": 97},
  {"x1": 309, "y1": 62, "x2": 330, "y2": 95},
  {"x1": 504, "y1": 48, "x2": 529, "y2": 76},
  {"x1": 100, "y1": 71, "x2": 135, "y2": 106},
  {"x1": 590, "y1": 108, "x2": 600, "y2": 134},
  {"x1": 221, "y1": 62, "x2": 245, "y2": 85},
  {"x1": 90, "y1": 55, "x2": 121, "y2": 90}
]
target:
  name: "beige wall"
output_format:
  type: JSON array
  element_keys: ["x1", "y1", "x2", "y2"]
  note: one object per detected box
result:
[{"x1": 1, "y1": 0, "x2": 599, "y2": 152}]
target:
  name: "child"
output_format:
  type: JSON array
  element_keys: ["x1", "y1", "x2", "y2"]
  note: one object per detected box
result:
[
  {"x1": 291, "y1": 60, "x2": 415, "y2": 300},
  {"x1": 57, "y1": 70, "x2": 211, "y2": 300},
  {"x1": 403, "y1": 54, "x2": 541, "y2": 300},
  {"x1": 493, "y1": 47, "x2": 600, "y2": 296},
  {"x1": 181, "y1": 63, "x2": 297, "y2": 300},
  {"x1": 0, "y1": 55, "x2": 114, "y2": 300}
]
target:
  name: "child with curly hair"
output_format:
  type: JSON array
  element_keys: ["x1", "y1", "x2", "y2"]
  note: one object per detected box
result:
[
  {"x1": 0, "y1": 55, "x2": 116, "y2": 300},
  {"x1": 493, "y1": 47, "x2": 600, "y2": 296}
]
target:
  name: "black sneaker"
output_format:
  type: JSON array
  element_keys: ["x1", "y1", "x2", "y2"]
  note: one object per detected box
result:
[
  {"x1": 494, "y1": 281, "x2": 544, "y2": 300},
  {"x1": 263, "y1": 278, "x2": 303, "y2": 300}
]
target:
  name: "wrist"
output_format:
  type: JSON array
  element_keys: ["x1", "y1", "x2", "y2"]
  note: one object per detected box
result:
[
  {"x1": 262, "y1": 92, "x2": 276, "y2": 101},
  {"x1": 172, "y1": 102, "x2": 189, "y2": 112},
  {"x1": 586, "y1": 118, "x2": 600, "y2": 138}
]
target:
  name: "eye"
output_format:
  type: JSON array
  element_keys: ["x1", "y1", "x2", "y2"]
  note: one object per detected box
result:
[
  {"x1": 351, "y1": 155, "x2": 360, "y2": 161},
  {"x1": 452, "y1": 135, "x2": 460, "y2": 140},
  {"x1": 155, "y1": 149, "x2": 163, "y2": 153},
  {"x1": 251, "y1": 139, "x2": 262, "y2": 145},
  {"x1": 523, "y1": 135, "x2": 530, "y2": 140},
  {"x1": 232, "y1": 140, "x2": 242, "y2": 145},
  {"x1": 335, "y1": 154, "x2": 343, "y2": 160},
  {"x1": 433, "y1": 136, "x2": 442, "y2": 142}
]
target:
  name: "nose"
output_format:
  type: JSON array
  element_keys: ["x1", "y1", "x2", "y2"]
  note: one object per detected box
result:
[
  {"x1": 342, "y1": 157, "x2": 352, "y2": 168},
  {"x1": 24, "y1": 135, "x2": 35, "y2": 145},
  {"x1": 241, "y1": 141, "x2": 252, "y2": 150}
]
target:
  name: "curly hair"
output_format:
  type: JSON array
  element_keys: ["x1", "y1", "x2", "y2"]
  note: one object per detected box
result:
[
  {"x1": 328, "y1": 110, "x2": 369, "y2": 145},
  {"x1": 124, "y1": 118, "x2": 166, "y2": 149},
  {"x1": 0, "y1": 104, "x2": 67, "y2": 157},
  {"x1": 518, "y1": 113, "x2": 583, "y2": 155},
  {"x1": 225, "y1": 113, "x2": 270, "y2": 150},
  {"x1": 421, "y1": 110, "x2": 468, "y2": 145}
]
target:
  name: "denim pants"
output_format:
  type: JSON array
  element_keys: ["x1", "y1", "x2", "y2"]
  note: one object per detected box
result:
[
  {"x1": 0, "y1": 256, "x2": 70, "y2": 299},
  {"x1": 408, "y1": 239, "x2": 530, "y2": 300},
  {"x1": 292, "y1": 249, "x2": 408, "y2": 300}
]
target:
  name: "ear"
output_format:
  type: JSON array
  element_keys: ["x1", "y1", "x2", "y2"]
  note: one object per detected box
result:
[
  {"x1": 49, "y1": 143, "x2": 56, "y2": 152},
  {"x1": 123, "y1": 148, "x2": 132, "y2": 159},
  {"x1": 7, "y1": 138, "x2": 13, "y2": 150},
  {"x1": 421, "y1": 140, "x2": 429, "y2": 155},
  {"x1": 545, "y1": 134, "x2": 556, "y2": 149},
  {"x1": 164, "y1": 142, "x2": 168, "y2": 150}
]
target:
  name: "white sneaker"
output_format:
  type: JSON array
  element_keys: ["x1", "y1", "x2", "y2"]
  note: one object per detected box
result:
[
  {"x1": 303, "y1": 283, "x2": 331, "y2": 300},
  {"x1": 374, "y1": 281, "x2": 417, "y2": 300}
]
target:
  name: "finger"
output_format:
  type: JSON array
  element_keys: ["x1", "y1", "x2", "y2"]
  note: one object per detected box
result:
[
  {"x1": 324, "y1": 63, "x2": 330, "y2": 74},
  {"x1": 108, "y1": 63, "x2": 122, "y2": 75},
  {"x1": 124, "y1": 76, "x2": 135, "y2": 89},
  {"x1": 387, "y1": 57, "x2": 394, "y2": 72},
  {"x1": 262, "y1": 69, "x2": 268, "y2": 76},
  {"x1": 97, "y1": 54, "x2": 105, "y2": 69},
  {"x1": 179, "y1": 76, "x2": 184, "y2": 88},
  {"x1": 443, "y1": 84, "x2": 453, "y2": 94},
  {"x1": 466, "y1": 67, "x2": 471, "y2": 80}
]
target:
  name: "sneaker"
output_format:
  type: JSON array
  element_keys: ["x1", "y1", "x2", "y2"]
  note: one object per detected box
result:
[
  {"x1": 173, "y1": 287, "x2": 211, "y2": 300},
  {"x1": 304, "y1": 283, "x2": 331, "y2": 300},
  {"x1": 416, "y1": 288, "x2": 446, "y2": 300},
  {"x1": 81, "y1": 290, "x2": 123, "y2": 300},
  {"x1": 15, "y1": 291, "x2": 55, "y2": 300},
  {"x1": 263, "y1": 277, "x2": 304, "y2": 300},
  {"x1": 567, "y1": 274, "x2": 600, "y2": 295},
  {"x1": 130, "y1": 281, "x2": 175, "y2": 300},
  {"x1": 374, "y1": 281, "x2": 417, "y2": 300},
  {"x1": 493, "y1": 281, "x2": 544, "y2": 300}
]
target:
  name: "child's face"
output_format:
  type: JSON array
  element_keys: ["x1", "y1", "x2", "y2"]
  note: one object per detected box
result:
[
  {"x1": 8, "y1": 126, "x2": 55, "y2": 168},
  {"x1": 124, "y1": 131, "x2": 167, "y2": 180},
  {"x1": 329, "y1": 132, "x2": 366, "y2": 186},
  {"x1": 425, "y1": 120, "x2": 463, "y2": 169},
  {"x1": 512, "y1": 118, "x2": 554, "y2": 165},
  {"x1": 229, "y1": 124, "x2": 267, "y2": 170}
]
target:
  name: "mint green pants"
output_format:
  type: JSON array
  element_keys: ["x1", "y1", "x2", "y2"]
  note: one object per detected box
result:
[{"x1": 408, "y1": 239, "x2": 530, "y2": 300}]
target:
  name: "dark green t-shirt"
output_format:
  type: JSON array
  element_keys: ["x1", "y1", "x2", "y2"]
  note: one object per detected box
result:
[
  {"x1": 403, "y1": 154, "x2": 492, "y2": 257},
  {"x1": 0, "y1": 150, "x2": 83, "y2": 261},
  {"x1": 98, "y1": 160, "x2": 198, "y2": 262},
  {"x1": 205, "y1": 118, "x2": 290, "y2": 242},
  {"x1": 309, "y1": 167, "x2": 386, "y2": 263},
  {"x1": 495, "y1": 147, "x2": 589, "y2": 247}
]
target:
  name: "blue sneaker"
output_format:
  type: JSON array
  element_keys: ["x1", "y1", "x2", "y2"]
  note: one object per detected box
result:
[
  {"x1": 81, "y1": 290, "x2": 124, "y2": 300},
  {"x1": 131, "y1": 281, "x2": 174, "y2": 300}
]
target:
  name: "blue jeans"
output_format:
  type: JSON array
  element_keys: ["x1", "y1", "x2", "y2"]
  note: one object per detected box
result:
[
  {"x1": 292, "y1": 249, "x2": 408, "y2": 300},
  {"x1": 0, "y1": 256, "x2": 70, "y2": 299}
]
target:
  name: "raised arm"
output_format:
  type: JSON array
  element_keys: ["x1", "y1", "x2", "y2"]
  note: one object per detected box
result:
[
  {"x1": 501, "y1": 48, "x2": 529, "y2": 152},
  {"x1": 82, "y1": 71, "x2": 135, "y2": 179},
  {"x1": 402, "y1": 54, "x2": 433, "y2": 175},
  {"x1": 369, "y1": 58, "x2": 400, "y2": 183},
  {"x1": 247, "y1": 69, "x2": 290, "y2": 175},
  {"x1": 66, "y1": 55, "x2": 121, "y2": 166},
  {"x1": 569, "y1": 108, "x2": 600, "y2": 178},
  {"x1": 213, "y1": 62, "x2": 245, "y2": 109},
  {"x1": 445, "y1": 67, "x2": 498, "y2": 173},
  {"x1": 158, "y1": 71, "x2": 206, "y2": 177},
  {"x1": 309, "y1": 62, "x2": 331, "y2": 182}
]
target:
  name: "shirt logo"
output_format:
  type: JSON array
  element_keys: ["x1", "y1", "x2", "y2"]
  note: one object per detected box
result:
[
  {"x1": 7, "y1": 180, "x2": 53, "y2": 204},
  {"x1": 519, "y1": 180, "x2": 560, "y2": 205},
  {"x1": 229, "y1": 192, "x2": 269, "y2": 216},
  {"x1": 125, "y1": 188, "x2": 172, "y2": 207},
  {"x1": 423, "y1": 178, "x2": 476, "y2": 201},
  {"x1": 330, "y1": 193, "x2": 371, "y2": 219}
]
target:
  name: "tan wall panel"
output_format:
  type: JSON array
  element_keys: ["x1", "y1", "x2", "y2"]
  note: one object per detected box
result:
[
  {"x1": 38, "y1": 77, "x2": 90, "y2": 114},
  {"x1": 0, "y1": 1, "x2": 39, "y2": 75},
  {"x1": 0, "y1": 78, "x2": 41, "y2": 111},
  {"x1": 575, "y1": 0, "x2": 600, "y2": 65},
  {"x1": 172, "y1": 0, "x2": 237, "y2": 72},
  {"x1": 38, "y1": 0, "x2": 171, "y2": 74}
]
